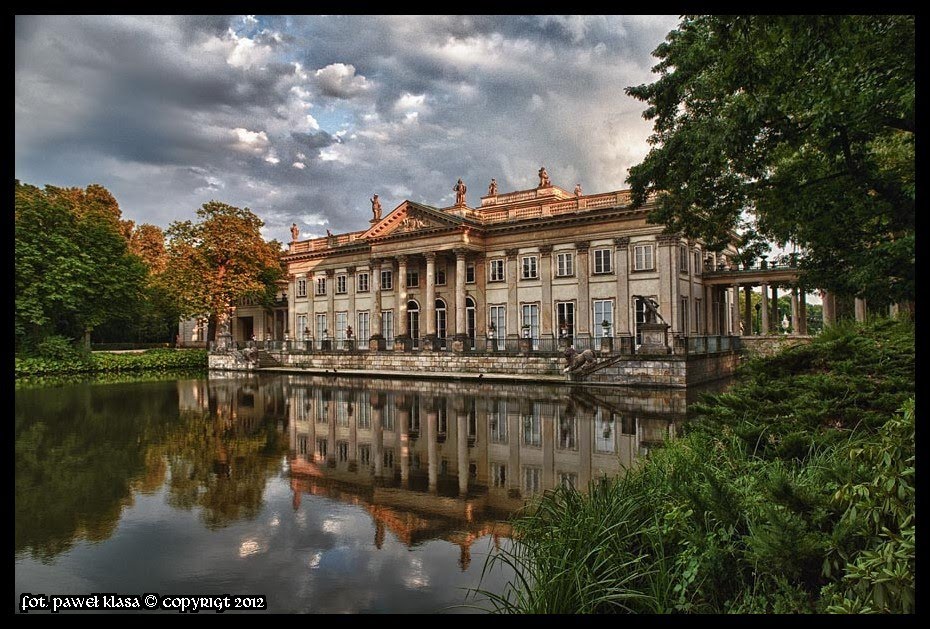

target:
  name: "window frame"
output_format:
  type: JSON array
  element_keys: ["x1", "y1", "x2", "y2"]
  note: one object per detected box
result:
[
  {"x1": 357, "y1": 272, "x2": 370, "y2": 293},
  {"x1": 556, "y1": 251, "x2": 574, "y2": 277},
  {"x1": 633, "y1": 244, "x2": 655, "y2": 271},
  {"x1": 521, "y1": 255, "x2": 538, "y2": 280},
  {"x1": 380, "y1": 269, "x2": 393, "y2": 291},
  {"x1": 488, "y1": 258, "x2": 505, "y2": 282},
  {"x1": 593, "y1": 248, "x2": 613, "y2": 274}
]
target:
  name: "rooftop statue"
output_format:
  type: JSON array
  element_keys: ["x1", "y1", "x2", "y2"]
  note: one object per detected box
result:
[
  {"x1": 453, "y1": 178, "x2": 467, "y2": 206},
  {"x1": 488, "y1": 178, "x2": 498, "y2": 196},
  {"x1": 290, "y1": 222, "x2": 299, "y2": 242},
  {"x1": 538, "y1": 166, "x2": 551, "y2": 188},
  {"x1": 574, "y1": 183, "x2": 583, "y2": 197},
  {"x1": 370, "y1": 194, "x2": 382, "y2": 221}
]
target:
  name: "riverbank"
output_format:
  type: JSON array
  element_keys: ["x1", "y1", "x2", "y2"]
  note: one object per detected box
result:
[
  {"x1": 14, "y1": 348, "x2": 208, "y2": 378},
  {"x1": 477, "y1": 318, "x2": 915, "y2": 613}
]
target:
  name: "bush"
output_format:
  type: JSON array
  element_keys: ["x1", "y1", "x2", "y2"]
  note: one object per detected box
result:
[
  {"x1": 35, "y1": 335, "x2": 85, "y2": 361},
  {"x1": 15, "y1": 349, "x2": 207, "y2": 378}
]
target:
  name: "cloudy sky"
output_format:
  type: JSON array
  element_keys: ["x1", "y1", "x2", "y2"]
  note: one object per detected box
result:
[{"x1": 15, "y1": 15, "x2": 680, "y2": 244}]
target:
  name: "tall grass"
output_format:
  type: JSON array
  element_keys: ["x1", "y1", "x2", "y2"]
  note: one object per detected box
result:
[{"x1": 473, "y1": 318, "x2": 914, "y2": 613}]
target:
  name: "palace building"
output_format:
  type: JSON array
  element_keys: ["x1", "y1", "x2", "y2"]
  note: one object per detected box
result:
[{"x1": 222, "y1": 170, "x2": 742, "y2": 352}]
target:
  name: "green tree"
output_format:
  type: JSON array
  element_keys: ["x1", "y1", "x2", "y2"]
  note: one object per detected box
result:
[
  {"x1": 626, "y1": 15, "x2": 914, "y2": 305},
  {"x1": 15, "y1": 181, "x2": 148, "y2": 351},
  {"x1": 163, "y1": 201, "x2": 283, "y2": 341}
]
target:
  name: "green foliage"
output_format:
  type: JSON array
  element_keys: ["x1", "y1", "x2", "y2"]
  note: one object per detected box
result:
[
  {"x1": 479, "y1": 319, "x2": 914, "y2": 614},
  {"x1": 627, "y1": 16, "x2": 914, "y2": 303},
  {"x1": 15, "y1": 349, "x2": 208, "y2": 378},
  {"x1": 35, "y1": 335, "x2": 85, "y2": 361},
  {"x1": 15, "y1": 181, "x2": 149, "y2": 350}
]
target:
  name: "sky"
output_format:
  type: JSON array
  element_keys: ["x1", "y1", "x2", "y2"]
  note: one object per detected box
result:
[{"x1": 15, "y1": 14, "x2": 681, "y2": 245}]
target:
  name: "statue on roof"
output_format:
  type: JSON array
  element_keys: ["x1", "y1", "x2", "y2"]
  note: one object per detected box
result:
[
  {"x1": 538, "y1": 166, "x2": 551, "y2": 188},
  {"x1": 574, "y1": 183, "x2": 583, "y2": 197},
  {"x1": 488, "y1": 178, "x2": 498, "y2": 196},
  {"x1": 370, "y1": 194, "x2": 382, "y2": 221},
  {"x1": 290, "y1": 222, "x2": 300, "y2": 242},
  {"x1": 454, "y1": 178, "x2": 467, "y2": 206}
]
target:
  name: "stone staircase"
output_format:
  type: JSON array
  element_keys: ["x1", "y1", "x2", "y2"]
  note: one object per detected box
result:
[{"x1": 252, "y1": 349, "x2": 281, "y2": 368}]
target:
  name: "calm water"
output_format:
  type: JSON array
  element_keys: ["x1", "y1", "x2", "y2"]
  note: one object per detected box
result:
[{"x1": 15, "y1": 373, "x2": 721, "y2": 614}]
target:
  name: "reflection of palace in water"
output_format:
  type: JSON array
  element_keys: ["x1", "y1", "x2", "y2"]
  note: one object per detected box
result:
[{"x1": 181, "y1": 374, "x2": 702, "y2": 569}]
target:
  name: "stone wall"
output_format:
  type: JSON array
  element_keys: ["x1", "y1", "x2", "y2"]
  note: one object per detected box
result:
[{"x1": 208, "y1": 349, "x2": 739, "y2": 388}]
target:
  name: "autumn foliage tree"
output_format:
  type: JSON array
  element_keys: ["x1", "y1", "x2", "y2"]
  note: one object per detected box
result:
[
  {"x1": 626, "y1": 15, "x2": 914, "y2": 306},
  {"x1": 163, "y1": 201, "x2": 283, "y2": 342}
]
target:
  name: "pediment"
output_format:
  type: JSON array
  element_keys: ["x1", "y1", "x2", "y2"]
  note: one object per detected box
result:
[{"x1": 361, "y1": 201, "x2": 461, "y2": 239}]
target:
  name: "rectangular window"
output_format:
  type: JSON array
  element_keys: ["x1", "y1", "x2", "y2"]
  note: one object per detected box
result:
[
  {"x1": 522, "y1": 406, "x2": 541, "y2": 447},
  {"x1": 695, "y1": 298, "x2": 703, "y2": 333},
  {"x1": 488, "y1": 305, "x2": 506, "y2": 350},
  {"x1": 296, "y1": 314, "x2": 308, "y2": 340},
  {"x1": 521, "y1": 303, "x2": 539, "y2": 349},
  {"x1": 406, "y1": 270, "x2": 419, "y2": 288},
  {"x1": 296, "y1": 278, "x2": 307, "y2": 298},
  {"x1": 558, "y1": 472, "x2": 578, "y2": 491},
  {"x1": 680, "y1": 297, "x2": 689, "y2": 333},
  {"x1": 595, "y1": 411, "x2": 615, "y2": 453},
  {"x1": 633, "y1": 244, "x2": 654, "y2": 271},
  {"x1": 380, "y1": 270, "x2": 393, "y2": 291},
  {"x1": 358, "y1": 444, "x2": 371, "y2": 467},
  {"x1": 488, "y1": 399, "x2": 507, "y2": 444},
  {"x1": 381, "y1": 310, "x2": 394, "y2": 344},
  {"x1": 336, "y1": 392, "x2": 348, "y2": 426},
  {"x1": 488, "y1": 259, "x2": 505, "y2": 282},
  {"x1": 336, "y1": 274, "x2": 347, "y2": 294},
  {"x1": 315, "y1": 276, "x2": 327, "y2": 295},
  {"x1": 679, "y1": 244, "x2": 689, "y2": 273},
  {"x1": 556, "y1": 252, "x2": 574, "y2": 277},
  {"x1": 557, "y1": 302, "x2": 576, "y2": 338},
  {"x1": 382, "y1": 402, "x2": 395, "y2": 432},
  {"x1": 357, "y1": 398, "x2": 371, "y2": 429},
  {"x1": 521, "y1": 255, "x2": 538, "y2": 280},
  {"x1": 558, "y1": 416, "x2": 577, "y2": 450},
  {"x1": 357, "y1": 272, "x2": 370, "y2": 293},
  {"x1": 693, "y1": 251, "x2": 701, "y2": 276},
  {"x1": 337, "y1": 441, "x2": 349, "y2": 463},
  {"x1": 316, "y1": 438, "x2": 327, "y2": 460},
  {"x1": 336, "y1": 311, "x2": 347, "y2": 342},
  {"x1": 594, "y1": 300, "x2": 614, "y2": 338},
  {"x1": 465, "y1": 264, "x2": 475, "y2": 283},
  {"x1": 490, "y1": 463, "x2": 507, "y2": 488},
  {"x1": 316, "y1": 314, "x2": 327, "y2": 341},
  {"x1": 357, "y1": 311, "x2": 370, "y2": 343},
  {"x1": 593, "y1": 248, "x2": 613, "y2": 274},
  {"x1": 522, "y1": 466, "x2": 542, "y2": 494},
  {"x1": 436, "y1": 267, "x2": 447, "y2": 286}
]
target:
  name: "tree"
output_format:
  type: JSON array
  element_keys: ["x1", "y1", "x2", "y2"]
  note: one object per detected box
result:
[
  {"x1": 163, "y1": 201, "x2": 283, "y2": 341},
  {"x1": 626, "y1": 15, "x2": 914, "y2": 305},
  {"x1": 15, "y1": 181, "x2": 148, "y2": 351}
]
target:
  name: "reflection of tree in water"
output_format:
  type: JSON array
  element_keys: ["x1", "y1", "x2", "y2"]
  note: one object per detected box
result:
[
  {"x1": 159, "y1": 383, "x2": 288, "y2": 529},
  {"x1": 15, "y1": 380, "x2": 180, "y2": 561}
]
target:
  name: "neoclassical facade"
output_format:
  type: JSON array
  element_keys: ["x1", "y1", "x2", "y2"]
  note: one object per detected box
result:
[{"x1": 230, "y1": 175, "x2": 740, "y2": 350}]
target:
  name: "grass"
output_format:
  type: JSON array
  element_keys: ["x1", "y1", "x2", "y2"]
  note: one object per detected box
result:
[{"x1": 472, "y1": 318, "x2": 914, "y2": 614}]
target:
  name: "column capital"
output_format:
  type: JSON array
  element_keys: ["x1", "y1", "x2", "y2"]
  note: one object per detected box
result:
[
  {"x1": 453, "y1": 248, "x2": 468, "y2": 260},
  {"x1": 346, "y1": 265, "x2": 356, "y2": 274},
  {"x1": 574, "y1": 240, "x2": 590, "y2": 252},
  {"x1": 505, "y1": 248, "x2": 519, "y2": 260},
  {"x1": 613, "y1": 236, "x2": 630, "y2": 250},
  {"x1": 538, "y1": 244, "x2": 553, "y2": 255},
  {"x1": 368, "y1": 257, "x2": 382, "y2": 268},
  {"x1": 325, "y1": 269, "x2": 335, "y2": 278},
  {"x1": 656, "y1": 233, "x2": 682, "y2": 246},
  {"x1": 396, "y1": 255, "x2": 408, "y2": 265},
  {"x1": 424, "y1": 251, "x2": 437, "y2": 262}
]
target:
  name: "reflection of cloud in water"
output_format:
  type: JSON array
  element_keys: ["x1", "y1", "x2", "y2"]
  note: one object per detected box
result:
[
  {"x1": 293, "y1": 510, "x2": 307, "y2": 528},
  {"x1": 268, "y1": 513, "x2": 280, "y2": 528},
  {"x1": 403, "y1": 556, "x2": 430, "y2": 589},
  {"x1": 321, "y1": 518, "x2": 342, "y2": 534},
  {"x1": 238, "y1": 539, "x2": 262, "y2": 557},
  {"x1": 308, "y1": 551, "x2": 322, "y2": 569}
]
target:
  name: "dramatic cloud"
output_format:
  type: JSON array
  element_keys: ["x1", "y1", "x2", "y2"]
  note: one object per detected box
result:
[{"x1": 15, "y1": 15, "x2": 680, "y2": 242}]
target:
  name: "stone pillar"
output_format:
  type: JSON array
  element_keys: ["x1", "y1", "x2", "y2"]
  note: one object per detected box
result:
[
  {"x1": 371, "y1": 393, "x2": 384, "y2": 479},
  {"x1": 771, "y1": 286, "x2": 779, "y2": 332},
  {"x1": 425, "y1": 252, "x2": 436, "y2": 338},
  {"x1": 397, "y1": 398, "x2": 410, "y2": 488},
  {"x1": 656, "y1": 235, "x2": 678, "y2": 333},
  {"x1": 744, "y1": 285, "x2": 753, "y2": 335},
  {"x1": 575, "y1": 241, "x2": 590, "y2": 335},
  {"x1": 456, "y1": 404, "x2": 469, "y2": 497},
  {"x1": 687, "y1": 243, "x2": 695, "y2": 334},
  {"x1": 791, "y1": 287, "x2": 799, "y2": 333},
  {"x1": 731, "y1": 283, "x2": 740, "y2": 335},
  {"x1": 799, "y1": 291, "x2": 808, "y2": 335},
  {"x1": 455, "y1": 249, "x2": 467, "y2": 337},
  {"x1": 370, "y1": 259, "x2": 383, "y2": 341},
  {"x1": 855, "y1": 297, "x2": 868, "y2": 322},
  {"x1": 397, "y1": 255, "x2": 408, "y2": 336},
  {"x1": 508, "y1": 409, "x2": 521, "y2": 497},
  {"x1": 288, "y1": 273, "x2": 297, "y2": 338},
  {"x1": 541, "y1": 412, "x2": 554, "y2": 493},
  {"x1": 614, "y1": 237, "x2": 631, "y2": 335},
  {"x1": 326, "y1": 269, "x2": 335, "y2": 339},
  {"x1": 505, "y1": 248, "x2": 519, "y2": 341},
  {"x1": 821, "y1": 289, "x2": 836, "y2": 327},
  {"x1": 705, "y1": 286, "x2": 715, "y2": 335},
  {"x1": 761, "y1": 283, "x2": 770, "y2": 335},
  {"x1": 539, "y1": 244, "x2": 553, "y2": 336},
  {"x1": 426, "y1": 400, "x2": 438, "y2": 493}
]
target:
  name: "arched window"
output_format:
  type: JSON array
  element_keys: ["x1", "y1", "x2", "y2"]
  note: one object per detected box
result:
[
  {"x1": 465, "y1": 296, "x2": 477, "y2": 348},
  {"x1": 435, "y1": 298, "x2": 447, "y2": 345},
  {"x1": 407, "y1": 300, "x2": 420, "y2": 347}
]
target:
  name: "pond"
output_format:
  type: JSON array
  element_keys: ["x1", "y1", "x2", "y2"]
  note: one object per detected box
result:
[{"x1": 15, "y1": 372, "x2": 723, "y2": 613}]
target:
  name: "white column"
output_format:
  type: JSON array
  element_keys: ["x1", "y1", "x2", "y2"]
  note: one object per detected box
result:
[
  {"x1": 791, "y1": 287, "x2": 800, "y2": 333},
  {"x1": 855, "y1": 297, "x2": 868, "y2": 322},
  {"x1": 614, "y1": 237, "x2": 630, "y2": 335},
  {"x1": 425, "y1": 252, "x2": 436, "y2": 337},
  {"x1": 731, "y1": 284, "x2": 740, "y2": 335},
  {"x1": 397, "y1": 255, "x2": 408, "y2": 336},
  {"x1": 455, "y1": 249, "x2": 467, "y2": 336},
  {"x1": 761, "y1": 283, "x2": 770, "y2": 335}
]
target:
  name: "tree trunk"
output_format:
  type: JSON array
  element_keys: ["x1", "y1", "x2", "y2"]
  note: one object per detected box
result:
[{"x1": 207, "y1": 314, "x2": 217, "y2": 342}]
